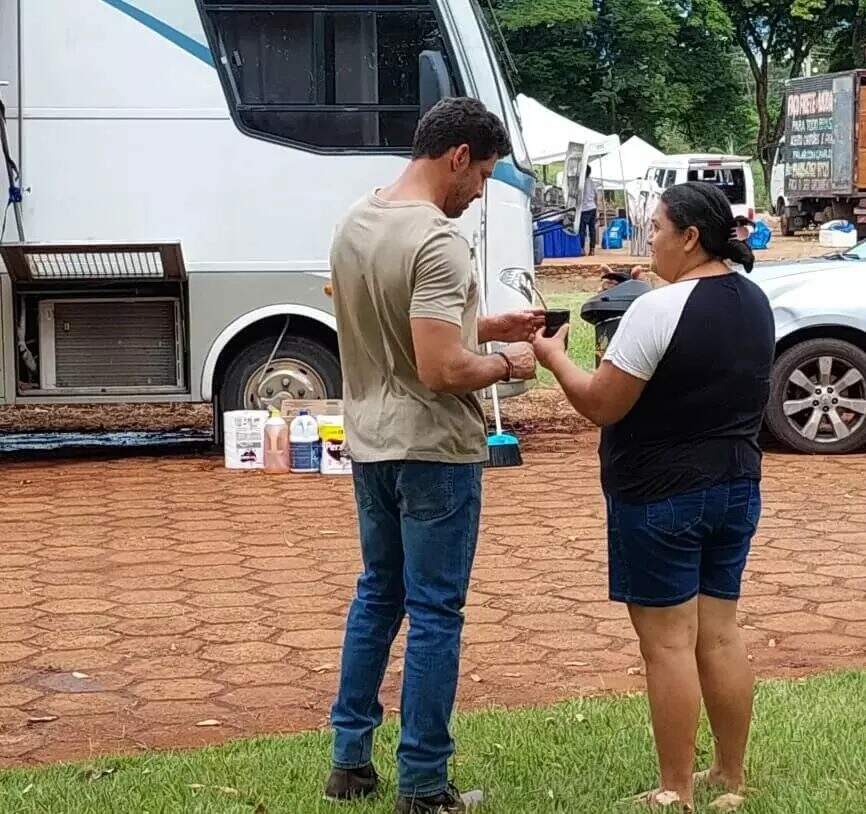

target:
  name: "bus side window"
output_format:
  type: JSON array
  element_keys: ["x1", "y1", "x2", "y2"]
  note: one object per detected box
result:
[{"x1": 199, "y1": 0, "x2": 459, "y2": 152}]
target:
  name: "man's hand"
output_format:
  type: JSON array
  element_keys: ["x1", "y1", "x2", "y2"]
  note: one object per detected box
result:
[
  {"x1": 502, "y1": 341, "x2": 537, "y2": 380},
  {"x1": 532, "y1": 325, "x2": 569, "y2": 369},
  {"x1": 479, "y1": 310, "x2": 546, "y2": 344}
]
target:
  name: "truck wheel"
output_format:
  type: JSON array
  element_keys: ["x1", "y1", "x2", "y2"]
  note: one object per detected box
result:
[
  {"x1": 766, "y1": 339, "x2": 866, "y2": 454},
  {"x1": 779, "y1": 200, "x2": 795, "y2": 236},
  {"x1": 219, "y1": 335, "x2": 342, "y2": 414}
]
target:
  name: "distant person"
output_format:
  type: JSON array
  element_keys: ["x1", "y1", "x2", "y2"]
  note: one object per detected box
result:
[
  {"x1": 325, "y1": 97, "x2": 542, "y2": 814},
  {"x1": 600, "y1": 264, "x2": 646, "y2": 290},
  {"x1": 533, "y1": 182, "x2": 774, "y2": 810},
  {"x1": 579, "y1": 165, "x2": 599, "y2": 256}
]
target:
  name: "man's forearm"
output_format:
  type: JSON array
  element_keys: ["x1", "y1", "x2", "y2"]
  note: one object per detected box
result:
[
  {"x1": 477, "y1": 315, "x2": 498, "y2": 345},
  {"x1": 435, "y1": 348, "x2": 509, "y2": 394}
]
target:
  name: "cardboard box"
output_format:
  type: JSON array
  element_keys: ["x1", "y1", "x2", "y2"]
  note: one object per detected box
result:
[
  {"x1": 281, "y1": 399, "x2": 343, "y2": 419},
  {"x1": 223, "y1": 410, "x2": 268, "y2": 469}
]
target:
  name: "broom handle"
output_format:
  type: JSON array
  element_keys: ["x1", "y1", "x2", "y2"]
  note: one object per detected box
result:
[
  {"x1": 473, "y1": 233, "x2": 505, "y2": 437},
  {"x1": 490, "y1": 371, "x2": 504, "y2": 436}
]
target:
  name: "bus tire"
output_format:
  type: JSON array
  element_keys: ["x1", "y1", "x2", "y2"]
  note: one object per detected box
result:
[{"x1": 219, "y1": 335, "x2": 342, "y2": 415}]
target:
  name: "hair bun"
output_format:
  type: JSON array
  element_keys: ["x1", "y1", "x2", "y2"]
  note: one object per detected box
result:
[{"x1": 724, "y1": 238, "x2": 755, "y2": 273}]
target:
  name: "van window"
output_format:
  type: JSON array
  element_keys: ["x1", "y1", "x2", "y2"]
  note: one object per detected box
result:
[
  {"x1": 199, "y1": 0, "x2": 458, "y2": 153},
  {"x1": 687, "y1": 167, "x2": 747, "y2": 205},
  {"x1": 663, "y1": 170, "x2": 677, "y2": 188}
]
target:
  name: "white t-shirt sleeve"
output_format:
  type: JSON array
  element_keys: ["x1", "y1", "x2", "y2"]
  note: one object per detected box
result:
[{"x1": 602, "y1": 280, "x2": 698, "y2": 381}]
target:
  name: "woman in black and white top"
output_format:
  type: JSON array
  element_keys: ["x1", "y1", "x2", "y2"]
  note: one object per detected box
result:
[{"x1": 534, "y1": 182, "x2": 775, "y2": 811}]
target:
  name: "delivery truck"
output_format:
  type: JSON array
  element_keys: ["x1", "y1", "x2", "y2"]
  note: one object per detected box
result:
[{"x1": 776, "y1": 69, "x2": 866, "y2": 237}]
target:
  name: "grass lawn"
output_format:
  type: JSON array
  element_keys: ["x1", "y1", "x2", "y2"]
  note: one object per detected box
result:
[
  {"x1": 2, "y1": 672, "x2": 865, "y2": 813},
  {"x1": 535, "y1": 292, "x2": 596, "y2": 387}
]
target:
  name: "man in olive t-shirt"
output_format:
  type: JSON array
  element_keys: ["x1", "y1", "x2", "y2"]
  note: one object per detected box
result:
[{"x1": 325, "y1": 99, "x2": 541, "y2": 814}]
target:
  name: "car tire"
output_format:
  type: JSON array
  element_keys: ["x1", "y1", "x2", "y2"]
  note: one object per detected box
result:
[
  {"x1": 766, "y1": 338, "x2": 866, "y2": 454},
  {"x1": 219, "y1": 335, "x2": 342, "y2": 414}
]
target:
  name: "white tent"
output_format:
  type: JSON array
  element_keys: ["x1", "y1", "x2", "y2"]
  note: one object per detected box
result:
[
  {"x1": 516, "y1": 94, "x2": 618, "y2": 166},
  {"x1": 595, "y1": 136, "x2": 665, "y2": 188}
]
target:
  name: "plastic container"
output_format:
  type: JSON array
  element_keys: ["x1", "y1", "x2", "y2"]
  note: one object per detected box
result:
[
  {"x1": 263, "y1": 408, "x2": 290, "y2": 474},
  {"x1": 290, "y1": 409, "x2": 321, "y2": 474},
  {"x1": 536, "y1": 218, "x2": 583, "y2": 258},
  {"x1": 223, "y1": 410, "x2": 268, "y2": 469},
  {"x1": 319, "y1": 420, "x2": 352, "y2": 476},
  {"x1": 580, "y1": 278, "x2": 652, "y2": 367},
  {"x1": 602, "y1": 226, "x2": 623, "y2": 250},
  {"x1": 819, "y1": 219, "x2": 857, "y2": 249},
  {"x1": 601, "y1": 217, "x2": 632, "y2": 249}
]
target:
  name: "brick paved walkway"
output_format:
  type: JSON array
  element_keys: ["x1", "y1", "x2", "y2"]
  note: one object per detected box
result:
[{"x1": 1, "y1": 435, "x2": 865, "y2": 765}]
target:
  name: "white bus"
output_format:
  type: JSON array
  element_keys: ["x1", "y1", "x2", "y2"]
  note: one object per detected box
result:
[{"x1": 0, "y1": 0, "x2": 536, "y2": 435}]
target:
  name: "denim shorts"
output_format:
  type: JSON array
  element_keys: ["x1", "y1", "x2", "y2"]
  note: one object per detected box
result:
[{"x1": 606, "y1": 478, "x2": 761, "y2": 607}]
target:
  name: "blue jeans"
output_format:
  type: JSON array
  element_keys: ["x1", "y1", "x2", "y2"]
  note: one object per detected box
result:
[
  {"x1": 579, "y1": 207, "x2": 597, "y2": 253},
  {"x1": 331, "y1": 461, "x2": 483, "y2": 797},
  {"x1": 607, "y1": 479, "x2": 761, "y2": 607}
]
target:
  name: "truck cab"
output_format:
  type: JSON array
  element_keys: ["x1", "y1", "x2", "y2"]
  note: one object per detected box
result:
[{"x1": 770, "y1": 140, "x2": 789, "y2": 220}]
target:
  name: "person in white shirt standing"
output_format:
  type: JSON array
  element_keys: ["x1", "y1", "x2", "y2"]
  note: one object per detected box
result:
[{"x1": 579, "y1": 166, "x2": 599, "y2": 256}]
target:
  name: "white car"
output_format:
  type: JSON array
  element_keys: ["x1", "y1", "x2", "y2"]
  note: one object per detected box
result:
[{"x1": 751, "y1": 243, "x2": 866, "y2": 453}]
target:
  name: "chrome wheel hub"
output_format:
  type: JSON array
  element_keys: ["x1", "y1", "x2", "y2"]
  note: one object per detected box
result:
[
  {"x1": 243, "y1": 358, "x2": 328, "y2": 412},
  {"x1": 783, "y1": 355, "x2": 866, "y2": 443}
]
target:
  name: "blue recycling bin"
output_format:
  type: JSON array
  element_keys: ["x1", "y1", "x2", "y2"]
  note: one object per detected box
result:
[
  {"x1": 536, "y1": 219, "x2": 583, "y2": 258},
  {"x1": 602, "y1": 217, "x2": 631, "y2": 250}
]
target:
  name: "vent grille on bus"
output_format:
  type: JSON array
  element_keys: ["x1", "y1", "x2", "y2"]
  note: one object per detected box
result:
[
  {"x1": 0, "y1": 242, "x2": 186, "y2": 282},
  {"x1": 49, "y1": 300, "x2": 182, "y2": 390}
]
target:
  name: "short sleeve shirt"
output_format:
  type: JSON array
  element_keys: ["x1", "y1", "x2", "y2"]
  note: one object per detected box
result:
[
  {"x1": 330, "y1": 192, "x2": 487, "y2": 463},
  {"x1": 600, "y1": 274, "x2": 775, "y2": 502}
]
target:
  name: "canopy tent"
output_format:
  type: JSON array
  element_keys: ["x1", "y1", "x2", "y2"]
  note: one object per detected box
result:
[
  {"x1": 517, "y1": 95, "x2": 664, "y2": 254},
  {"x1": 594, "y1": 136, "x2": 665, "y2": 188},
  {"x1": 516, "y1": 94, "x2": 618, "y2": 166}
]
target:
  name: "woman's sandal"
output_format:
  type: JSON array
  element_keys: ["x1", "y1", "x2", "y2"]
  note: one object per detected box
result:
[
  {"x1": 692, "y1": 772, "x2": 748, "y2": 810},
  {"x1": 625, "y1": 788, "x2": 695, "y2": 812}
]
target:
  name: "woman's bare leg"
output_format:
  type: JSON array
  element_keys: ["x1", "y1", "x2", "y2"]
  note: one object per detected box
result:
[
  {"x1": 628, "y1": 599, "x2": 701, "y2": 807},
  {"x1": 695, "y1": 594, "x2": 753, "y2": 792}
]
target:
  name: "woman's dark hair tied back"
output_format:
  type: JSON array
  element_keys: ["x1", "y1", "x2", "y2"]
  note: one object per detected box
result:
[{"x1": 660, "y1": 181, "x2": 755, "y2": 273}]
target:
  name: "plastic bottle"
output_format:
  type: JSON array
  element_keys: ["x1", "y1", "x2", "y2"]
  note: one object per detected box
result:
[
  {"x1": 263, "y1": 407, "x2": 290, "y2": 474},
  {"x1": 290, "y1": 409, "x2": 321, "y2": 474}
]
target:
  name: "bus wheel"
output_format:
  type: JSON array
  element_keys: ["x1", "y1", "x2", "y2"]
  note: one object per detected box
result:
[{"x1": 220, "y1": 335, "x2": 342, "y2": 414}]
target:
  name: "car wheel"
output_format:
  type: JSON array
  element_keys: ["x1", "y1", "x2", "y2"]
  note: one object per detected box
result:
[
  {"x1": 767, "y1": 338, "x2": 866, "y2": 454},
  {"x1": 220, "y1": 335, "x2": 342, "y2": 414}
]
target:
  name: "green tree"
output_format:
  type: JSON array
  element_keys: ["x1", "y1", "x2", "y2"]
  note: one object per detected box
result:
[
  {"x1": 719, "y1": 0, "x2": 856, "y2": 191},
  {"x1": 493, "y1": 0, "x2": 603, "y2": 131},
  {"x1": 661, "y1": 0, "x2": 757, "y2": 154},
  {"x1": 494, "y1": 0, "x2": 753, "y2": 155},
  {"x1": 826, "y1": 0, "x2": 866, "y2": 70}
]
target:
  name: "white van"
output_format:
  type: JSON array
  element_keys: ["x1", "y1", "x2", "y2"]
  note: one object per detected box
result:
[{"x1": 645, "y1": 155, "x2": 756, "y2": 221}]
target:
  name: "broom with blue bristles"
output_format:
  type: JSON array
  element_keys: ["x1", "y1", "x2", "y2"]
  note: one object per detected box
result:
[
  {"x1": 485, "y1": 370, "x2": 522, "y2": 468},
  {"x1": 473, "y1": 239, "x2": 523, "y2": 469}
]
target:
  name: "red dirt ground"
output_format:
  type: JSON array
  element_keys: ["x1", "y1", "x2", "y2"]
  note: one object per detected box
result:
[{"x1": 1, "y1": 392, "x2": 865, "y2": 766}]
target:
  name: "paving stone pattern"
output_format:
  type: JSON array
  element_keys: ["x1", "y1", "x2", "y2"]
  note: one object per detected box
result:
[{"x1": 1, "y1": 438, "x2": 865, "y2": 765}]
